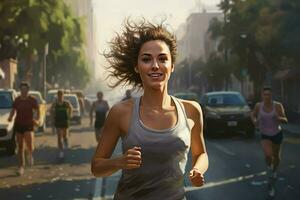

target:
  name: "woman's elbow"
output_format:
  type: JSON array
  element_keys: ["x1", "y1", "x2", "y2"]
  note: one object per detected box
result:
[{"x1": 91, "y1": 159, "x2": 100, "y2": 177}]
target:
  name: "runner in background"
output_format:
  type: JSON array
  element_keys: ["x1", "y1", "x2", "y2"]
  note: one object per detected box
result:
[
  {"x1": 89, "y1": 91, "x2": 109, "y2": 142},
  {"x1": 251, "y1": 86, "x2": 288, "y2": 197},
  {"x1": 50, "y1": 90, "x2": 73, "y2": 159},
  {"x1": 122, "y1": 89, "x2": 132, "y2": 101},
  {"x1": 8, "y1": 82, "x2": 39, "y2": 176}
]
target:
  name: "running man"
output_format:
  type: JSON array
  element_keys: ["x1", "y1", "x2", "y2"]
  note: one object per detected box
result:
[
  {"x1": 8, "y1": 82, "x2": 39, "y2": 176},
  {"x1": 122, "y1": 89, "x2": 132, "y2": 101},
  {"x1": 251, "y1": 86, "x2": 288, "y2": 197},
  {"x1": 50, "y1": 90, "x2": 73, "y2": 159},
  {"x1": 89, "y1": 91, "x2": 109, "y2": 142}
]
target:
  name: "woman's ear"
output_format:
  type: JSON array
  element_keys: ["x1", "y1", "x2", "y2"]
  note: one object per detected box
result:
[
  {"x1": 171, "y1": 64, "x2": 175, "y2": 73},
  {"x1": 134, "y1": 67, "x2": 139, "y2": 73}
]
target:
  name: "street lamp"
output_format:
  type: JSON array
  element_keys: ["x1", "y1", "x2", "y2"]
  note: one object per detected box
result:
[{"x1": 43, "y1": 43, "x2": 49, "y2": 99}]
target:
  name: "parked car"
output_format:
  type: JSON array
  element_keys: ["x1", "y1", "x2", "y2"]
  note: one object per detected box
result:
[
  {"x1": 84, "y1": 94, "x2": 97, "y2": 111},
  {"x1": 64, "y1": 94, "x2": 81, "y2": 125},
  {"x1": 46, "y1": 89, "x2": 58, "y2": 104},
  {"x1": 201, "y1": 91, "x2": 255, "y2": 137},
  {"x1": 0, "y1": 89, "x2": 17, "y2": 155},
  {"x1": 71, "y1": 90, "x2": 85, "y2": 116},
  {"x1": 29, "y1": 91, "x2": 47, "y2": 133},
  {"x1": 173, "y1": 92, "x2": 199, "y2": 102}
]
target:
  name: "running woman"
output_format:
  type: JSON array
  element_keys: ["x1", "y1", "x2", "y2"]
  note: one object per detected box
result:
[
  {"x1": 8, "y1": 82, "x2": 39, "y2": 176},
  {"x1": 50, "y1": 90, "x2": 73, "y2": 158},
  {"x1": 91, "y1": 19, "x2": 208, "y2": 199},
  {"x1": 89, "y1": 91, "x2": 109, "y2": 142},
  {"x1": 251, "y1": 86, "x2": 288, "y2": 197}
]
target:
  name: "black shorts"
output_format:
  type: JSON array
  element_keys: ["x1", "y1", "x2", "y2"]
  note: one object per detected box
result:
[
  {"x1": 261, "y1": 131, "x2": 283, "y2": 144},
  {"x1": 55, "y1": 122, "x2": 69, "y2": 129},
  {"x1": 14, "y1": 124, "x2": 34, "y2": 134}
]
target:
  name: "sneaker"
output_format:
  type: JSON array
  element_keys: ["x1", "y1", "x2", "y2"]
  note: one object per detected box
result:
[
  {"x1": 17, "y1": 167, "x2": 24, "y2": 176},
  {"x1": 59, "y1": 151, "x2": 64, "y2": 159},
  {"x1": 268, "y1": 185, "x2": 275, "y2": 197}
]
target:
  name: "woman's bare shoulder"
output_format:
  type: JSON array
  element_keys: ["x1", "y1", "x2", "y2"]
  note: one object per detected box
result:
[
  {"x1": 108, "y1": 98, "x2": 135, "y2": 117},
  {"x1": 177, "y1": 98, "x2": 202, "y2": 118}
]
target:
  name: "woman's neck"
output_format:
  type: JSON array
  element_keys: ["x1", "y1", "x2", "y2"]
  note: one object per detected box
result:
[
  {"x1": 263, "y1": 100, "x2": 272, "y2": 106},
  {"x1": 142, "y1": 87, "x2": 171, "y2": 109}
]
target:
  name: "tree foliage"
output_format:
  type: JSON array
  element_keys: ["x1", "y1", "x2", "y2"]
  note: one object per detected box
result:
[
  {"x1": 208, "y1": 0, "x2": 300, "y2": 95},
  {"x1": 0, "y1": 0, "x2": 90, "y2": 89}
]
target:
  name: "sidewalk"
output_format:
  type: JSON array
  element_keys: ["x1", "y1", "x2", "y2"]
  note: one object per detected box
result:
[{"x1": 282, "y1": 123, "x2": 300, "y2": 135}]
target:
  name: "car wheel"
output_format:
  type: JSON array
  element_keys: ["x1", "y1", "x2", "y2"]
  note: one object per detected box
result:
[{"x1": 6, "y1": 136, "x2": 16, "y2": 155}]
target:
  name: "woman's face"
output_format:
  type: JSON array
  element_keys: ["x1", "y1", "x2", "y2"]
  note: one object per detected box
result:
[
  {"x1": 262, "y1": 90, "x2": 272, "y2": 103},
  {"x1": 136, "y1": 40, "x2": 174, "y2": 90}
]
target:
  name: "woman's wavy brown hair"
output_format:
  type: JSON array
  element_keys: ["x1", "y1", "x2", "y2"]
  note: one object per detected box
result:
[{"x1": 104, "y1": 18, "x2": 177, "y2": 89}]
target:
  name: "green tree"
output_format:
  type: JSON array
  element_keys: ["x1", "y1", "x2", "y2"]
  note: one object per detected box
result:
[
  {"x1": 0, "y1": 0, "x2": 90, "y2": 89},
  {"x1": 210, "y1": 0, "x2": 299, "y2": 97}
]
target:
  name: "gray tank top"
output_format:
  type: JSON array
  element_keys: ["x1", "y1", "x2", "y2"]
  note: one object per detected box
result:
[
  {"x1": 258, "y1": 102, "x2": 281, "y2": 136},
  {"x1": 114, "y1": 96, "x2": 191, "y2": 200}
]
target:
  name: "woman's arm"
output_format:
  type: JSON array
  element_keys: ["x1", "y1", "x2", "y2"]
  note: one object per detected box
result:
[
  {"x1": 91, "y1": 104, "x2": 141, "y2": 177},
  {"x1": 251, "y1": 103, "x2": 260, "y2": 125},
  {"x1": 89, "y1": 102, "x2": 95, "y2": 126},
  {"x1": 67, "y1": 102, "x2": 73, "y2": 118},
  {"x1": 276, "y1": 103, "x2": 288, "y2": 123},
  {"x1": 186, "y1": 101, "x2": 209, "y2": 187}
]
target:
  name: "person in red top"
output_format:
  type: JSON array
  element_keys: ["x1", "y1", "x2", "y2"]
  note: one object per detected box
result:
[{"x1": 8, "y1": 82, "x2": 39, "y2": 176}]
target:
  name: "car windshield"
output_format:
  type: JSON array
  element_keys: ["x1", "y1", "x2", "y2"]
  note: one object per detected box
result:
[
  {"x1": 174, "y1": 93, "x2": 198, "y2": 101},
  {"x1": 206, "y1": 93, "x2": 246, "y2": 106},
  {"x1": 30, "y1": 93, "x2": 42, "y2": 104},
  {"x1": 64, "y1": 96, "x2": 79, "y2": 108},
  {"x1": 0, "y1": 92, "x2": 13, "y2": 108},
  {"x1": 46, "y1": 93, "x2": 56, "y2": 103}
]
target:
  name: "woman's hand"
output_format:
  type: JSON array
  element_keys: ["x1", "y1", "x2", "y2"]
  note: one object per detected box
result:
[
  {"x1": 119, "y1": 146, "x2": 142, "y2": 169},
  {"x1": 189, "y1": 168, "x2": 205, "y2": 187}
]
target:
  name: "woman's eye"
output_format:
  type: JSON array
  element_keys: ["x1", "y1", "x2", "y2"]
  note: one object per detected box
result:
[
  {"x1": 142, "y1": 58, "x2": 151, "y2": 62},
  {"x1": 159, "y1": 57, "x2": 168, "y2": 63}
]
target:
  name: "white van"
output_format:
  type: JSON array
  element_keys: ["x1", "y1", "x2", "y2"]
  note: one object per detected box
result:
[{"x1": 0, "y1": 89, "x2": 17, "y2": 155}]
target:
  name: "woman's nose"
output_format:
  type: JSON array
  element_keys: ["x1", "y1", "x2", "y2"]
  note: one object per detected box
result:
[{"x1": 152, "y1": 60, "x2": 159, "y2": 69}]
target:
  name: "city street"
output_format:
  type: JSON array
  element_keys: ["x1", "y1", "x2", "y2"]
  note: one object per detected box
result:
[{"x1": 1, "y1": 116, "x2": 300, "y2": 200}]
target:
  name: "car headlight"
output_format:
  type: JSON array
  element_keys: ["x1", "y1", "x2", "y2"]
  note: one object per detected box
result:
[{"x1": 206, "y1": 111, "x2": 221, "y2": 119}]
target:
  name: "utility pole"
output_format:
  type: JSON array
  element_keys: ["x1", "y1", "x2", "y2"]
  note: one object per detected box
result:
[{"x1": 43, "y1": 43, "x2": 49, "y2": 99}]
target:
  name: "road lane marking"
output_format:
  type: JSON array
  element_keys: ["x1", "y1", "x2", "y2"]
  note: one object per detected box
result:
[
  {"x1": 92, "y1": 178, "x2": 102, "y2": 200},
  {"x1": 185, "y1": 171, "x2": 266, "y2": 192},
  {"x1": 207, "y1": 141, "x2": 236, "y2": 156}
]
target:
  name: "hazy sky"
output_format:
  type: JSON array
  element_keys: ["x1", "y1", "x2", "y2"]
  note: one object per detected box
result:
[
  {"x1": 93, "y1": 0, "x2": 221, "y2": 52},
  {"x1": 91, "y1": 0, "x2": 221, "y2": 99}
]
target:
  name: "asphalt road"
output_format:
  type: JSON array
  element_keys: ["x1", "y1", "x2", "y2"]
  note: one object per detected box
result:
[
  {"x1": 0, "y1": 117, "x2": 97, "y2": 200},
  {"x1": 1, "y1": 116, "x2": 300, "y2": 200}
]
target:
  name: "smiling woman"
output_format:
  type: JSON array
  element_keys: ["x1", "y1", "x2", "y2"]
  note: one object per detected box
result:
[
  {"x1": 104, "y1": 19, "x2": 177, "y2": 89},
  {"x1": 91, "y1": 19, "x2": 208, "y2": 200}
]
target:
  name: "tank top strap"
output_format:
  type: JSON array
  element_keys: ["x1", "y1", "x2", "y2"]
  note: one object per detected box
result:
[
  {"x1": 132, "y1": 97, "x2": 140, "y2": 120},
  {"x1": 271, "y1": 101, "x2": 277, "y2": 114},
  {"x1": 171, "y1": 96, "x2": 191, "y2": 132}
]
